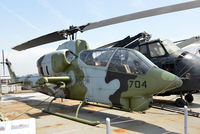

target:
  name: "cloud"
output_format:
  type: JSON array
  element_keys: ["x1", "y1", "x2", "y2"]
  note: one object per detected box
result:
[{"x1": 0, "y1": 3, "x2": 41, "y2": 32}]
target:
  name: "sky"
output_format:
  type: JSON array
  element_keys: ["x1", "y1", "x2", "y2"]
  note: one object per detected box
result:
[{"x1": 0, "y1": 0, "x2": 200, "y2": 76}]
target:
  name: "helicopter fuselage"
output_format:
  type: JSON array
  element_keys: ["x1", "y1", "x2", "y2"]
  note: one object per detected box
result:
[{"x1": 6, "y1": 40, "x2": 182, "y2": 112}]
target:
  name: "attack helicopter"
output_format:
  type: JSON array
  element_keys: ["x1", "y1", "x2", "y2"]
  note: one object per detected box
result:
[
  {"x1": 101, "y1": 32, "x2": 200, "y2": 107},
  {"x1": 7, "y1": 1, "x2": 200, "y2": 124},
  {"x1": 6, "y1": 45, "x2": 182, "y2": 125}
]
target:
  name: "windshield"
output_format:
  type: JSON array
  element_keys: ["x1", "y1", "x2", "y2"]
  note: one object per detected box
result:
[
  {"x1": 148, "y1": 42, "x2": 166, "y2": 57},
  {"x1": 108, "y1": 49, "x2": 154, "y2": 75},
  {"x1": 134, "y1": 50, "x2": 156, "y2": 67},
  {"x1": 80, "y1": 49, "x2": 114, "y2": 66},
  {"x1": 162, "y1": 39, "x2": 181, "y2": 54}
]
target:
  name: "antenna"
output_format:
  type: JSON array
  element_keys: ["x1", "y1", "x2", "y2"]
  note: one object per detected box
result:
[
  {"x1": 2, "y1": 50, "x2": 5, "y2": 76},
  {"x1": 0, "y1": 50, "x2": 5, "y2": 76}
]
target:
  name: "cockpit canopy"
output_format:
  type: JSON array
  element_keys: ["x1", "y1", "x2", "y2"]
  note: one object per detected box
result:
[
  {"x1": 80, "y1": 48, "x2": 155, "y2": 75},
  {"x1": 162, "y1": 40, "x2": 181, "y2": 54},
  {"x1": 138, "y1": 39, "x2": 181, "y2": 58}
]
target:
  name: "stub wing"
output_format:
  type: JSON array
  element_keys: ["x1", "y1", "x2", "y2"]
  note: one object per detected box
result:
[{"x1": 35, "y1": 76, "x2": 71, "y2": 89}]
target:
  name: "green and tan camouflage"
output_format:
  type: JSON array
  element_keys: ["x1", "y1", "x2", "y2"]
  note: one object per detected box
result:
[{"x1": 6, "y1": 40, "x2": 182, "y2": 111}]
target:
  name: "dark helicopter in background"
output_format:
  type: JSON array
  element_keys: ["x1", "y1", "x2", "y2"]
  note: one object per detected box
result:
[{"x1": 101, "y1": 32, "x2": 200, "y2": 107}]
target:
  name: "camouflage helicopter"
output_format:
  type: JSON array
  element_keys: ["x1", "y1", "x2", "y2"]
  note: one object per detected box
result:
[
  {"x1": 6, "y1": 46, "x2": 182, "y2": 125},
  {"x1": 7, "y1": 1, "x2": 200, "y2": 125}
]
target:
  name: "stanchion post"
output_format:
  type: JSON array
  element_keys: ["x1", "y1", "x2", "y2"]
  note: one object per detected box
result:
[
  {"x1": 184, "y1": 105, "x2": 188, "y2": 134},
  {"x1": 106, "y1": 117, "x2": 110, "y2": 134}
]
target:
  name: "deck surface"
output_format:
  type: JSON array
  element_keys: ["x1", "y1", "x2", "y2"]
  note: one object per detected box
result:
[{"x1": 1, "y1": 92, "x2": 200, "y2": 134}]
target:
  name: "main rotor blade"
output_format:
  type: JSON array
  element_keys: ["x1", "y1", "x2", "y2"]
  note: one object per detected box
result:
[
  {"x1": 12, "y1": 31, "x2": 67, "y2": 51},
  {"x1": 12, "y1": 1, "x2": 200, "y2": 51},
  {"x1": 82, "y1": 1, "x2": 200, "y2": 32}
]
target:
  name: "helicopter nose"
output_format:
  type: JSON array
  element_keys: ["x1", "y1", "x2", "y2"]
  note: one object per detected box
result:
[
  {"x1": 159, "y1": 71, "x2": 183, "y2": 93},
  {"x1": 146, "y1": 67, "x2": 183, "y2": 95}
]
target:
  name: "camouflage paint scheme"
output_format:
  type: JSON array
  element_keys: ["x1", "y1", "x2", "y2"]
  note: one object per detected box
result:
[{"x1": 6, "y1": 40, "x2": 183, "y2": 111}]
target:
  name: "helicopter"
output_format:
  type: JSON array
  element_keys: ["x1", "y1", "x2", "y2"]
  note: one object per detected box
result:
[
  {"x1": 6, "y1": 1, "x2": 200, "y2": 124},
  {"x1": 6, "y1": 46, "x2": 182, "y2": 125}
]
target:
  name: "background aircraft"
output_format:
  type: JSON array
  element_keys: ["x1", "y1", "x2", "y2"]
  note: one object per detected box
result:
[{"x1": 175, "y1": 36, "x2": 200, "y2": 56}]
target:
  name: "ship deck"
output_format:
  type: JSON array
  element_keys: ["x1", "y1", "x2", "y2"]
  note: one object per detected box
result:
[{"x1": 1, "y1": 91, "x2": 200, "y2": 134}]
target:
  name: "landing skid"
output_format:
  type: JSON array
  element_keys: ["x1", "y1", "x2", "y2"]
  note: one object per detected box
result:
[{"x1": 42, "y1": 98, "x2": 100, "y2": 126}]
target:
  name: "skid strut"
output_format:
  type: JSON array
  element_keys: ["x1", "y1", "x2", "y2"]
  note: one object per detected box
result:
[{"x1": 42, "y1": 98, "x2": 100, "y2": 126}]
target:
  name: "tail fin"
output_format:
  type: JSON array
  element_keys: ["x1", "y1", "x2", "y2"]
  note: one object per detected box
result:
[{"x1": 5, "y1": 59, "x2": 19, "y2": 83}]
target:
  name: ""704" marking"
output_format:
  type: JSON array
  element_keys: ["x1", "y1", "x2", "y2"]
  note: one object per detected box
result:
[{"x1": 129, "y1": 80, "x2": 147, "y2": 88}]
